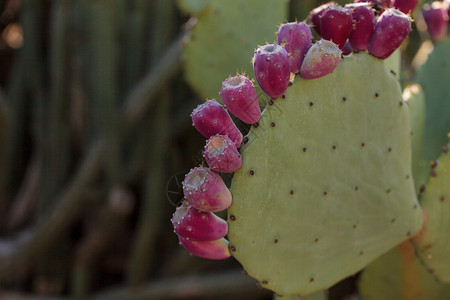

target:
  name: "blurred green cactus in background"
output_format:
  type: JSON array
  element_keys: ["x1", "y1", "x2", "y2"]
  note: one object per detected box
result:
[{"x1": 0, "y1": 0, "x2": 448, "y2": 299}]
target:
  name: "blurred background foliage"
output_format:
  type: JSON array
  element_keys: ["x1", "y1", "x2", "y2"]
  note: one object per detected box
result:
[{"x1": 0, "y1": 0, "x2": 435, "y2": 299}]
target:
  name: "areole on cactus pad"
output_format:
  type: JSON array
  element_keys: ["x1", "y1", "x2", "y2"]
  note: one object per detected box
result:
[{"x1": 227, "y1": 52, "x2": 423, "y2": 296}]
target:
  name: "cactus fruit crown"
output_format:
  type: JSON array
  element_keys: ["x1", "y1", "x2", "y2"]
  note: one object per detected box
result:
[{"x1": 175, "y1": 0, "x2": 424, "y2": 297}]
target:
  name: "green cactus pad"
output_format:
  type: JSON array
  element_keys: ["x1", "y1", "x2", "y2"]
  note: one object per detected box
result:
[
  {"x1": 403, "y1": 84, "x2": 428, "y2": 194},
  {"x1": 415, "y1": 40, "x2": 450, "y2": 165},
  {"x1": 228, "y1": 52, "x2": 424, "y2": 296},
  {"x1": 273, "y1": 290, "x2": 328, "y2": 300},
  {"x1": 180, "y1": 0, "x2": 287, "y2": 100},
  {"x1": 359, "y1": 241, "x2": 450, "y2": 300},
  {"x1": 413, "y1": 142, "x2": 450, "y2": 283},
  {"x1": 384, "y1": 49, "x2": 401, "y2": 80}
]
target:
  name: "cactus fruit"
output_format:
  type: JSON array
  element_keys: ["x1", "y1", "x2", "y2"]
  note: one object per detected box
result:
[
  {"x1": 368, "y1": 8, "x2": 412, "y2": 59},
  {"x1": 277, "y1": 22, "x2": 312, "y2": 74},
  {"x1": 318, "y1": 5, "x2": 353, "y2": 49},
  {"x1": 228, "y1": 52, "x2": 423, "y2": 296},
  {"x1": 191, "y1": 99, "x2": 243, "y2": 147},
  {"x1": 172, "y1": 202, "x2": 228, "y2": 241},
  {"x1": 345, "y1": 3, "x2": 375, "y2": 51},
  {"x1": 182, "y1": 166, "x2": 232, "y2": 212},
  {"x1": 252, "y1": 44, "x2": 291, "y2": 99},
  {"x1": 342, "y1": 40, "x2": 354, "y2": 55},
  {"x1": 422, "y1": 2, "x2": 449, "y2": 41},
  {"x1": 300, "y1": 39, "x2": 341, "y2": 79},
  {"x1": 412, "y1": 143, "x2": 450, "y2": 283},
  {"x1": 309, "y1": 3, "x2": 335, "y2": 36},
  {"x1": 204, "y1": 134, "x2": 242, "y2": 173},
  {"x1": 393, "y1": 0, "x2": 418, "y2": 14},
  {"x1": 220, "y1": 75, "x2": 261, "y2": 124},
  {"x1": 179, "y1": 0, "x2": 287, "y2": 99},
  {"x1": 359, "y1": 241, "x2": 450, "y2": 299},
  {"x1": 178, "y1": 236, "x2": 231, "y2": 260}
]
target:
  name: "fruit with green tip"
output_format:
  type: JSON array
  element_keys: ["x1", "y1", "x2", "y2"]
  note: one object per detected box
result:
[
  {"x1": 191, "y1": 99, "x2": 243, "y2": 147},
  {"x1": 204, "y1": 134, "x2": 242, "y2": 173},
  {"x1": 422, "y1": 2, "x2": 449, "y2": 40},
  {"x1": 319, "y1": 5, "x2": 353, "y2": 49},
  {"x1": 171, "y1": 202, "x2": 228, "y2": 241},
  {"x1": 253, "y1": 44, "x2": 291, "y2": 99},
  {"x1": 182, "y1": 166, "x2": 232, "y2": 212},
  {"x1": 345, "y1": 3, "x2": 375, "y2": 50},
  {"x1": 300, "y1": 39, "x2": 341, "y2": 79},
  {"x1": 220, "y1": 75, "x2": 260, "y2": 124},
  {"x1": 178, "y1": 236, "x2": 231, "y2": 260},
  {"x1": 277, "y1": 22, "x2": 312, "y2": 74},
  {"x1": 368, "y1": 8, "x2": 411, "y2": 59}
]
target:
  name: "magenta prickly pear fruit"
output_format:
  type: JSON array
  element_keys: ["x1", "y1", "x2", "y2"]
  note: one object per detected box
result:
[
  {"x1": 204, "y1": 134, "x2": 242, "y2": 173},
  {"x1": 171, "y1": 202, "x2": 228, "y2": 241},
  {"x1": 367, "y1": 8, "x2": 411, "y2": 59},
  {"x1": 345, "y1": 3, "x2": 375, "y2": 50},
  {"x1": 309, "y1": 3, "x2": 335, "y2": 36},
  {"x1": 178, "y1": 236, "x2": 231, "y2": 260},
  {"x1": 319, "y1": 5, "x2": 353, "y2": 49},
  {"x1": 277, "y1": 22, "x2": 312, "y2": 74},
  {"x1": 220, "y1": 75, "x2": 260, "y2": 124},
  {"x1": 191, "y1": 99, "x2": 243, "y2": 147},
  {"x1": 422, "y1": 2, "x2": 449, "y2": 41},
  {"x1": 393, "y1": 0, "x2": 418, "y2": 14},
  {"x1": 182, "y1": 166, "x2": 232, "y2": 212},
  {"x1": 252, "y1": 44, "x2": 291, "y2": 99},
  {"x1": 342, "y1": 40, "x2": 354, "y2": 55},
  {"x1": 300, "y1": 39, "x2": 341, "y2": 79}
]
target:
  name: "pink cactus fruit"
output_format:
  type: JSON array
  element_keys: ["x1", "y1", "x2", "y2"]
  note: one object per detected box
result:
[
  {"x1": 277, "y1": 22, "x2": 312, "y2": 74},
  {"x1": 422, "y1": 2, "x2": 449, "y2": 40},
  {"x1": 300, "y1": 39, "x2": 342, "y2": 80},
  {"x1": 204, "y1": 134, "x2": 242, "y2": 173},
  {"x1": 345, "y1": 3, "x2": 375, "y2": 50},
  {"x1": 342, "y1": 40, "x2": 355, "y2": 55},
  {"x1": 253, "y1": 44, "x2": 291, "y2": 99},
  {"x1": 178, "y1": 236, "x2": 231, "y2": 260},
  {"x1": 191, "y1": 99, "x2": 243, "y2": 148},
  {"x1": 367, "y1": 8, "x2": 411, "y2": 59},
  {"x1": 182, "y1": 166, "x2": 232, "y2": 212},
  {"x1": 319, "y1": 5, "x2": 353, "y2": 49},
  {"x1": 220, "y1": 75, "x2": 261, "y2": 124},
  {"x1": 309, "y1": 3, "x2": 335, "y2": 36},
  {"x1": 171, "y1": 202, "x2": 228, "y2": 241},
  {"x1": 393, "y1": 0, "x2": 418, "y2": 14}
]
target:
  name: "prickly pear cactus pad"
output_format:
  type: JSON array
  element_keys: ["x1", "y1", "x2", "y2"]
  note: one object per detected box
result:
[
  {"x1": 359, "y1": 241, "x2": 450, "y2": 300},
  {"x1": 179, "y1": 0, "x2": 287, "y2": 99},
  {"x1": 228, "y1": 52, "x2": 424, "y2": 296},
  {"x1": 415, "y1": 40, "x2": 450, "y2": 165},
  {"x1": 413, "y1": 143, "x2": 450, "y2": 283},
  {"x1": 403, "y1": 85, "x2": 427, "y2": 194}
]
